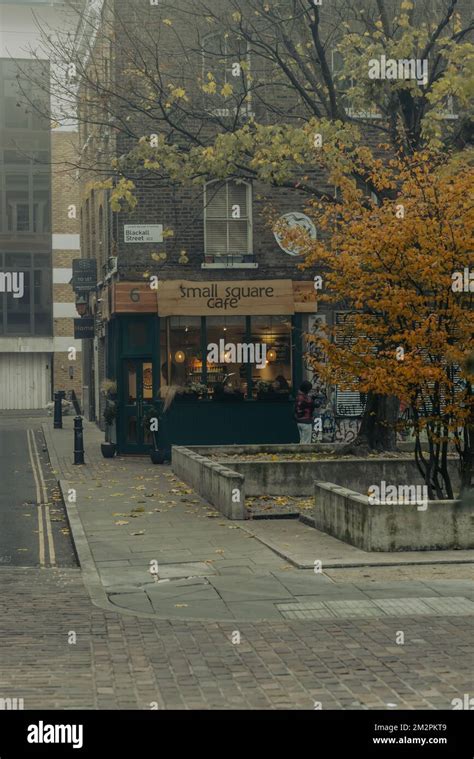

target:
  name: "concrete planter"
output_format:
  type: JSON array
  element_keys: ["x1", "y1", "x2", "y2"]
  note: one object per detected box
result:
[
  {"x1": 313, "y1": 481, "x2": 474, "y2": 551},
  {"x1": 172, "y1": 446, "x2": 246, "y2": 520}
]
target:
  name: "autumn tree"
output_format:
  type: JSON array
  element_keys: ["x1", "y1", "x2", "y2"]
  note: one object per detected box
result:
[{"x1": 294, "y1": 151, "x2": 473, "y2": 498}]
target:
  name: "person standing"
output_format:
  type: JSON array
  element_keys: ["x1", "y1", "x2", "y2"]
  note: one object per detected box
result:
[{"x1": 294, "y1": 381, "x2": 315, "y2": 443}]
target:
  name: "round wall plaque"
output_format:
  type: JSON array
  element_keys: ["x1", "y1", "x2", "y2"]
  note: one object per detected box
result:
[{"x1": 274, "y1": 212, "x2": 317, "y2": 256}]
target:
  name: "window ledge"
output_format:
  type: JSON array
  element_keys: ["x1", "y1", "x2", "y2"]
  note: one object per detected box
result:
[{"x1": 201, "y1": 262, "x2": 259, "y2": 269}]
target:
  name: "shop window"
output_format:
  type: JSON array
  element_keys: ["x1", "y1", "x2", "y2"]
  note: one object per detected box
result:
[
  {"x1": 165, "y1": 317, "x2": 202, "y2": 389},
  {"x1": 204, "y1": 180, "x2": 252, "y2": 263},
  {"x1": 250, "y1": 316, "x2": 292, "y2": 397},
  {"x1": 205, "y1": 316, "x2": 248, "y2": 397}
]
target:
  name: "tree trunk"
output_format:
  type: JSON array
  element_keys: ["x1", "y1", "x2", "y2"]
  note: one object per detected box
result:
[{"x1": 343, "y1": 392, "x2": 398, "y2": 454}]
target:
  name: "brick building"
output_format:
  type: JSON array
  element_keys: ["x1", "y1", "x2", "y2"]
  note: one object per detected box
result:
[{"x1": 74, "y1": 0, "x2": 468, "y2": 452}]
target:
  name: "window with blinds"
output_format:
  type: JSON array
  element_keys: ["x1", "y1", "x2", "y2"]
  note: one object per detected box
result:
[
  {"x1": 204, "y1": 180, "x2": 252, "y2": 261},
  {"x1": 333, "y1": 311, "x2": 366, "y2": 416}
]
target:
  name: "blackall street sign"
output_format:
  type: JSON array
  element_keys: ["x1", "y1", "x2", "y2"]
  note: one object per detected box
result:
[{"x1": 124, "y1": 225, "x2": 163, "y2": 243}]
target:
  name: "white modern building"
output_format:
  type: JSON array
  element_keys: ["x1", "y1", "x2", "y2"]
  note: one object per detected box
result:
[{"x1": 0, "y1": 0, "x2": 83, "y2": 409}]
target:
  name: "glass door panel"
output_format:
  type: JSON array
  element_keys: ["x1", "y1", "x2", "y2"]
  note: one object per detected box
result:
[{"x1": 121, "y1": 359, "x2": 154, "y2": 452}]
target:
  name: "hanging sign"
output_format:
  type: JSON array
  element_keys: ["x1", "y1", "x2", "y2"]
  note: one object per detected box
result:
[
  {"x1": 74, "y1": 317, "x2": 94, "y2": 339},
  {"x1": 72, "y1": 259, "x2": 97, "y2": 292}
]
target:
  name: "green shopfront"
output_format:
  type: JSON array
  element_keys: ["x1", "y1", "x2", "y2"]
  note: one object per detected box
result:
[{"x1": 107, "y1": 280, "x2": 315, "y2": 455}]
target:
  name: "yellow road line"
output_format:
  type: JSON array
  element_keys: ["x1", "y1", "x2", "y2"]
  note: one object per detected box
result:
[
  {"x1": 27, "y1": 429, "x2": 45, "y2": 568},
  {"x1": 30, "y1": 429, "x2": 56, "y2": 567}
]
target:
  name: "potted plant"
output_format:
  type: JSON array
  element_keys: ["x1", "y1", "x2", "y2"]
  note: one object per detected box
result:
[
  {"x1": 101, "y1": 401, "x2": 117, "y2": 457},
  {"x1": 101, "y1": 378, "x2": 117, "y2": 401},
  {"x1": 176, "y1": 382, "x2": 205, "y2": 400},
  {"x1": 213, "y1": 384, "x2": 244, "y2": 402},
  {"x1": 142, "y1": 404, "x2": 166, "y2": 464},
  {"x1": 190, "y1": 382, "x2": 208, "y2": 399}
]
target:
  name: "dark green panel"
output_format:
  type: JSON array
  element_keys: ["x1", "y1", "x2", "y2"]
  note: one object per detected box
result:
[
  {"x1": 157, "y1": 399, "x2": 299, "y2": 455},
  {"x1": 120, "y1": 315, "x2": 154, "y2": 356}
]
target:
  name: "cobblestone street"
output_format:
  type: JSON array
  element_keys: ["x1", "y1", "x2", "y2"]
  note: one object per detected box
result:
[{"x1": 1, "y1": 567, "x2": 473, "y2": 710}]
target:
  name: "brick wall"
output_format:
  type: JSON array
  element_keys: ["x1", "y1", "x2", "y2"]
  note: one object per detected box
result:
[{"x1": 51, "y1": 130, "x2": 82, "y2": 400}]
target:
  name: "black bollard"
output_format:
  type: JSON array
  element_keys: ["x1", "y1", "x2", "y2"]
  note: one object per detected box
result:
[
  {"x1": 73, "y1": 416, "x2": 85, "y2": 465},
  {"x1": 53, "y1": 392, "x2": 63, "y2": 429}
]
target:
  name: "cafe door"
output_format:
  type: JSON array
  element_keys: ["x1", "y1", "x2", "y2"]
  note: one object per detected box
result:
[{"x1": 121, "y1": 359, "x2": 155, "y2": 453}]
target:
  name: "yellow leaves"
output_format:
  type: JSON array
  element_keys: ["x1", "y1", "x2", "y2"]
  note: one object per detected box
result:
[
  {"x1": 162, "y1": 18, "x2": 172, "y2": 26},
  {"x1": 220, "y1": 82, "x2": 234, "y2": 98},
  {"x1": 109, "y1": 179, "x2": 137, "y2": 213},
  {"x1": 232, "y1": 11, "x2": 242, "y2": 22},
  {"x1": 168, "y1": 86, "x2": 188, "y2": 102},
  {"x1": 202, "y1": 79, "x2": 217, "y2": 95}
]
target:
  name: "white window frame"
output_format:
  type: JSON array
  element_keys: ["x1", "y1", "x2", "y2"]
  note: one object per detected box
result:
[{"x1": 204, "y1": 179, "x2": 253, "y2": 263}]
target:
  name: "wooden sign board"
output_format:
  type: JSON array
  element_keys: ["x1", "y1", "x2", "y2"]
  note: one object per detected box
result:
[
  {"x1": 293, "y1": 281, "x2": 317, "y2": 313},
  {"x1": 157, "y1": 280, "x2": 295, "y2": 316},
  {"x1": 112, "y1": 282, "x2": 157, "y2": 314}
]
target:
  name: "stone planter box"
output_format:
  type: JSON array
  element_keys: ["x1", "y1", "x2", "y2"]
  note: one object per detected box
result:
[
  {"x1": 172, "y1": 446, "x2": 246, "y2": 520},
  {"x1": 313, "y1": 481, "x2": 474, "y2": 551},
  {"x1": 187, "y1": 449, "x2": 459, "y2": 496}
]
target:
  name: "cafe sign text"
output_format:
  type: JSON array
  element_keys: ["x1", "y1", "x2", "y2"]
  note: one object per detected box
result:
[{"x1": 157, "y1": 279, "x2": 295, "y2": 316}]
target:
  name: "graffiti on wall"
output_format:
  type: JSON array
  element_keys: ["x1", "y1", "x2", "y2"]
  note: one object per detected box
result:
[{"x1": 334, "y1": 418, "x2": 360, "y2": 444}]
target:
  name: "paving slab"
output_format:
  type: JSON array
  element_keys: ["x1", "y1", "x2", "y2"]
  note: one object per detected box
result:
[
  {"x1": 209, "y1": 575, "x2": 294, "y2": 602},
  {"x1": 225, "y1": 601, "x2": 285, "y2": 620},
  {"x1": 107, "y1": 591, "x2": 154, "y2": 615},
  {"x1": 242, "y1": 520, "x2": 474, "y2": 569}
]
